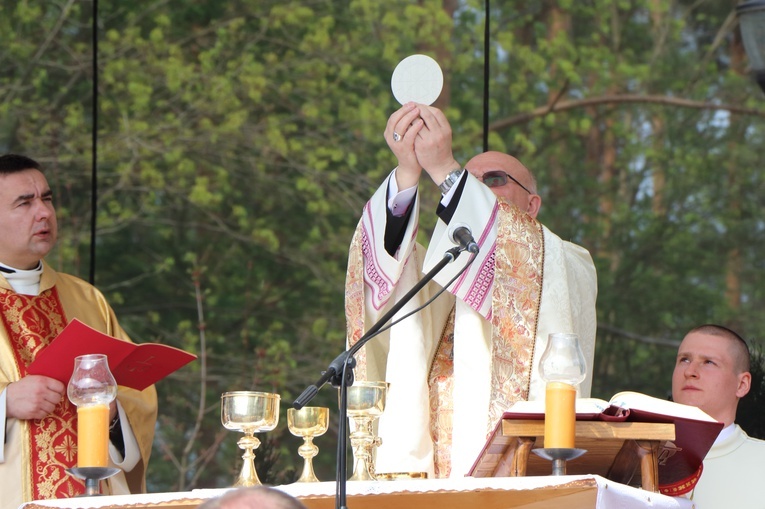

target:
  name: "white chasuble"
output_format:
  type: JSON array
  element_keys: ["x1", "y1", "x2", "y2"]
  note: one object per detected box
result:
[{"x1": 345, "y1": 171, "x2": 597, "y2": 478}]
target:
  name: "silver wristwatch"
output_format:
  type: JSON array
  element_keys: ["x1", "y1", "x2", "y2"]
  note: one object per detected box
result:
[{"x1": 438, "y1": 168, "x2": 465, "y2": 195}]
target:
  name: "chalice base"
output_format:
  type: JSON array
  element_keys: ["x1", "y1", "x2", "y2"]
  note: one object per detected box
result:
[
  {"x1": 349, "y1": 455, "x2": 377, "y2": 482},
  {"x1": 296, "y1": 462, "x2": 320, "y2": 483}
]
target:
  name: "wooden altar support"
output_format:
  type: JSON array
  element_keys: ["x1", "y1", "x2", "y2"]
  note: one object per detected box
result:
[{"x1": 469, "y1": 419, "x2": 677, "y2": 492}]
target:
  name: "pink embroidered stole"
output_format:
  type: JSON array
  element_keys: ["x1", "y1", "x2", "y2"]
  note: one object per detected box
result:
[
  {"x1": 0, "y1": 287, "x2": 85, "y2": 499},
  {"x1": 425, "y1": 202, "x2": 543, "y2": 475}
]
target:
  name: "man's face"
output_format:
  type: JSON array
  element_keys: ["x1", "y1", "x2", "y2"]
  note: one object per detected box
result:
[
  {"x1": 0, "y1": 169, "x2": 58, "y2": 269},
  {"x1": 465, "y1": 151, "x2": 540, "y2": 218},
  {"x1": 672, "y1": 331, "x2": 750, "y2": 424}
]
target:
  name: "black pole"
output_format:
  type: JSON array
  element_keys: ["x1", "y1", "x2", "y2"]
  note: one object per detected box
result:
[
  {"x1": 335, "y1": 361, "x2": 353, "y2": 509},
  {"x1": 482, "y1": 0, "x2": 490, "y2": 152},
  {"x1": 89, "y1": 0, "x2": 98, "y2": 284}
]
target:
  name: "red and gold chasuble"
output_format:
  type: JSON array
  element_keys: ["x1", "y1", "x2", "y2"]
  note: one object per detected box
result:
[{"x1": 0, "y1": 287, "x2": 85, "y2": 499}]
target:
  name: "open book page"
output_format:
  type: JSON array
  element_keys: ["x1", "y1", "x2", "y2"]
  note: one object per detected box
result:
[
  {"x1": 506, "y1": 391, "x2": 718, "y2": 423},
  {"x1": 607, "y1": 391, "x2": 717, "y2": 422},
  {"x1": 505, "y1": 397, "x2": 611, "y2": 417}
]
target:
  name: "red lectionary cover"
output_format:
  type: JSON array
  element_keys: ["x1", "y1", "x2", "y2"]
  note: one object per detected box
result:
[{"x1": 27, "y1": 318, "x2": 197, "y2": 391}]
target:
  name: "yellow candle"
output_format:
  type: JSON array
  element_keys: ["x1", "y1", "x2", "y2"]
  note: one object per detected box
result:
[
  {"x1": 77, "y1": 404, "x2": 110, "y2": 467},
  {"x1": 544, "y1": 381, "x2": 576, "y2": 448}
]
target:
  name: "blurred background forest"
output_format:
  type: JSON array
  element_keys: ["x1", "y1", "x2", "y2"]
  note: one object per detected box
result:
[{"x1": 2, "y1": 0, "x2": 764, "y2": 491}]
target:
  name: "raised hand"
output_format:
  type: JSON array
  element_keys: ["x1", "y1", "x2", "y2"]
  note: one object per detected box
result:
[
  {"x1": 384, "y1": 102, "x2": 425, "y2": 190},
  {"x1": 413, "y1": 105, "x2": 460, "y2": 186}
]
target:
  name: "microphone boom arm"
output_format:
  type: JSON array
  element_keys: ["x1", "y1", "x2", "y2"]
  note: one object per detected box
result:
[{"x1": 293, "y1": 246, "x2": 462, "y2": 409}]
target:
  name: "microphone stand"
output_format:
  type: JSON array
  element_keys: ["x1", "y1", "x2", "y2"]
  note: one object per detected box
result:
[{"x1": 293, "y1": 246, "x2": 465, "y2": 509}]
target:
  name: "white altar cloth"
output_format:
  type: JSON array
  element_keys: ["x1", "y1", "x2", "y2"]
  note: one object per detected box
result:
[{"x1": 20, "y1": 475, "x2": 694, "y2": 509}]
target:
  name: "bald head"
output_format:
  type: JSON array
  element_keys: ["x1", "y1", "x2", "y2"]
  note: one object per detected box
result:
[
  {"x1": 198, "y1": 487, "x2": 307, "y2": 509},
  {"x1": 465, "y1": 151, "x2": 541, "y2": 218}
]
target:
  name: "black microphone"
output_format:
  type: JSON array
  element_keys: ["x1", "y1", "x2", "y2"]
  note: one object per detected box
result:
[{"x1": 448, "y1": 224, "x2": 479, "y2": 254}]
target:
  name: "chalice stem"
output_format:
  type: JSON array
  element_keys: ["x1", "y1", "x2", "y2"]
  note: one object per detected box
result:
[
  {"x1": 297, "y1": 437, "x2": 320, "y2": 482},
  {"x1": 349, "y1": 418, "x2": 376, "y2": 481},
  {"x1": 235, "y1": 434, "x2": 262, "y2": 487}
]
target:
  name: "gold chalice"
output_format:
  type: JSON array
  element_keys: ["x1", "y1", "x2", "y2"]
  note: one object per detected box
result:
[
  {"x1": 287, "y1": 406, "x2": 329, "y2": 483},
  {"x1": 344, "y1": 381, "x2": 389, "y2": 481},
  {"x1": 221, "y1": 391, "x2": 280, "y2": 487}
]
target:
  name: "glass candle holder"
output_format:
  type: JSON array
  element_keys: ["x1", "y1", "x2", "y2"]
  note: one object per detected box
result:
[
  {"x1": 67, "y1": 354, "x2": 117, "y2": 468},
  {"x1": 539, "y1": 333, "x2": 586, "y2": 449}
]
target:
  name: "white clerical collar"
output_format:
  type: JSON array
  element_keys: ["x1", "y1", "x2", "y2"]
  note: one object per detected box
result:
[
  {"x1": 0, "y1": 261, "x2": 43, "y2": 296},
  {"x1": 713, "y1": 423, "x2": 737, "y2": 445}
]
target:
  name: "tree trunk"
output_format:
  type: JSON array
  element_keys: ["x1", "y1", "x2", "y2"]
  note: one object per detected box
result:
[{"x1": 725, "y1": 3, "x2": 746, "y2": 316}]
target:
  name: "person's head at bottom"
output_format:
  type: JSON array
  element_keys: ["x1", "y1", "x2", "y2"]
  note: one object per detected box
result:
[{"x1": 198, "y1": 486, "x2": 307, "y2": 509}]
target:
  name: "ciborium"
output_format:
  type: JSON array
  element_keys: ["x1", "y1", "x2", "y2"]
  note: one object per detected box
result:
[
  {"x1": 287, "y1": 406, "x2": 329, "y2": 482},
  {"x1": 221, "y1": 391, "x2": 280, "y2": 487},
  {"x1": 344, "y1": 381, "x2": 388, "y2": 481}
]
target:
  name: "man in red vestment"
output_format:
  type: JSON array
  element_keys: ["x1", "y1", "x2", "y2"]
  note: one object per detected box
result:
[{"x1": 0, "y1": 154, "x2": 157, "y2": 509}]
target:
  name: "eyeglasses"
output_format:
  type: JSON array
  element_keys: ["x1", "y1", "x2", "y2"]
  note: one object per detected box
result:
[{"x1": 480, "y1": 170, "x2": 532, "y2": 194}]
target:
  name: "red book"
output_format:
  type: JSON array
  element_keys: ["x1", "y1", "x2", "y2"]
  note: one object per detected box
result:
[{"x1": 27, "y1": 318, "x2": 197, "y2": 391}]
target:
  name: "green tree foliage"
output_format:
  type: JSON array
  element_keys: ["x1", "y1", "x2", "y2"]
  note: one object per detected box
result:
[{"x1": 2, "y1": 0, "x2": 764, "y2": 490}]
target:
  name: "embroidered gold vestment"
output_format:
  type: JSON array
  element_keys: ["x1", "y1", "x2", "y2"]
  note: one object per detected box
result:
[{"x1": 0, "y1": 263, "x2": 157, "y2": 509}]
